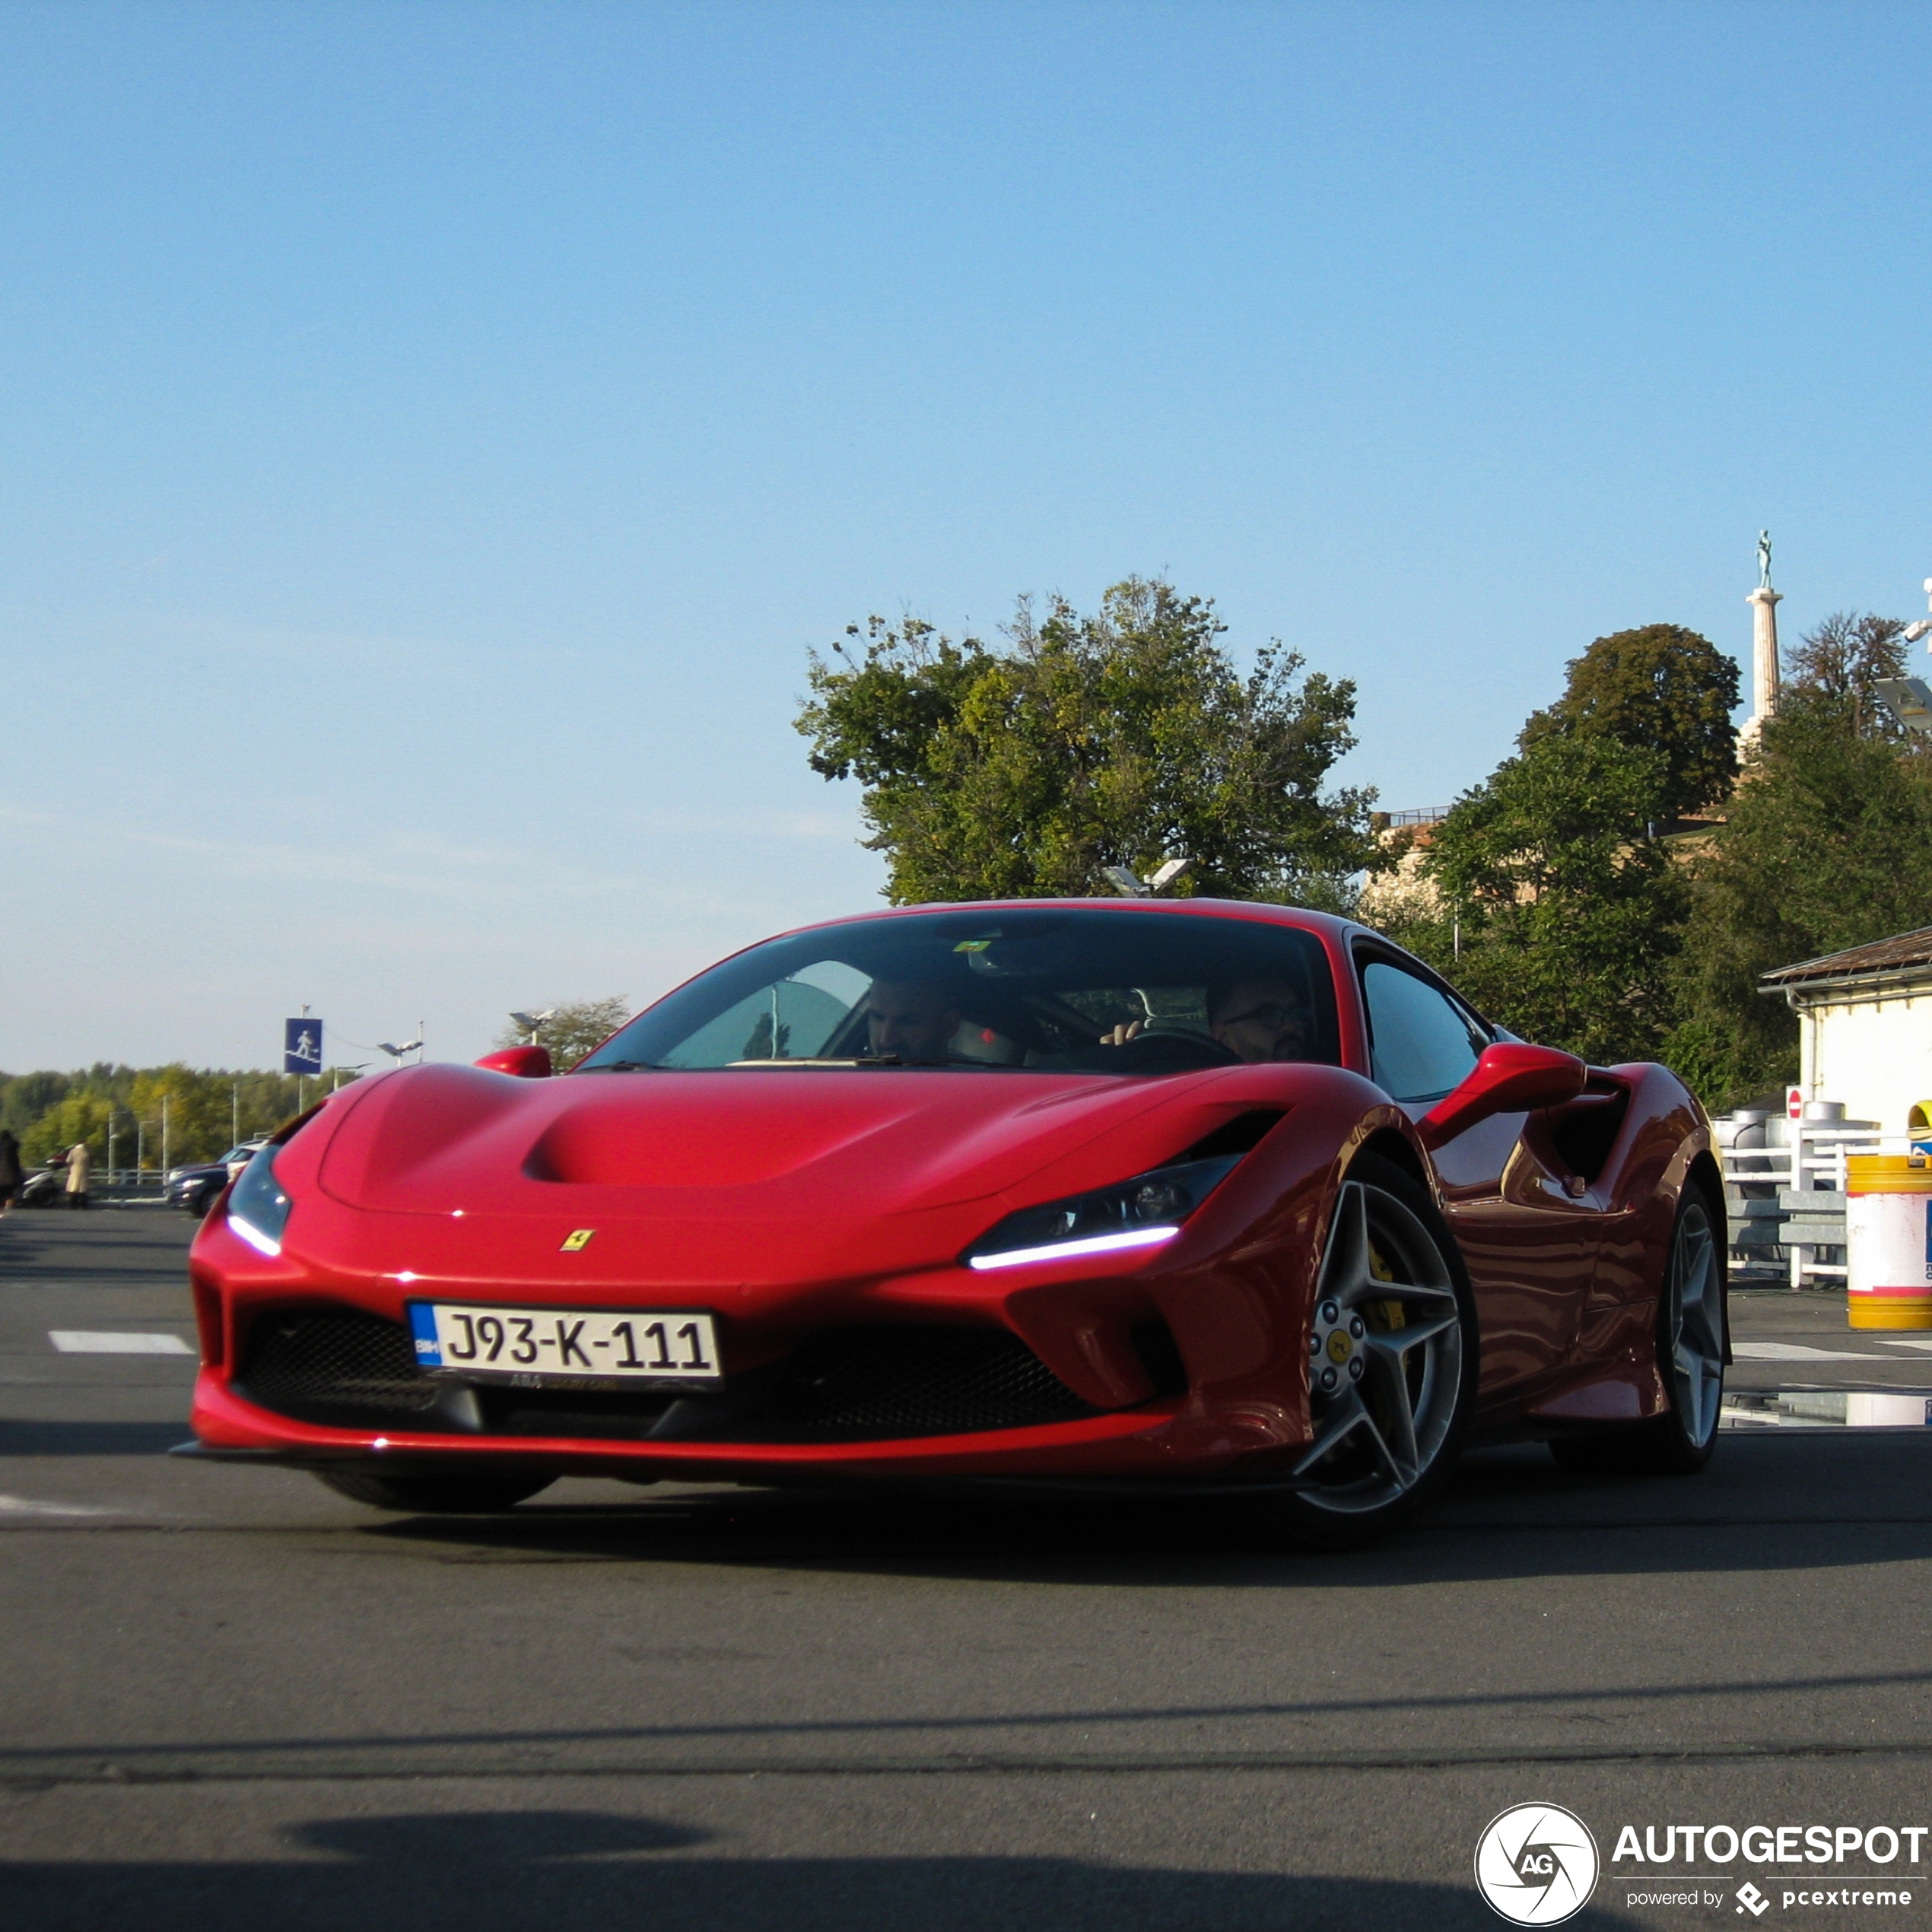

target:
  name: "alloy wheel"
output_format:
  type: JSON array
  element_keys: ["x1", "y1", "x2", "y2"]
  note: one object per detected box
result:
[
  {"x1": 1667, "y1": 1196, "x2": 1724, "y2": 1447},
  {"x1": 1294, "y1": 1177, "x2": 1466, "y2": 1514}
]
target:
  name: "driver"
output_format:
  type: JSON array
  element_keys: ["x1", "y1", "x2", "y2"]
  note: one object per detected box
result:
[
  {"x1": 1209, "y1": 980, "x2": 1313, "y2": 1063},
  {"x1": 861, "y1": 980, "x2": 961, "y2": 1065}
]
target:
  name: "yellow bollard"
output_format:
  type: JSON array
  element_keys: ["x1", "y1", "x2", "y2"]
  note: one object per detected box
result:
[{"x1": 1846, "y1": 1154, "x2": 1932, "y2": 1330}]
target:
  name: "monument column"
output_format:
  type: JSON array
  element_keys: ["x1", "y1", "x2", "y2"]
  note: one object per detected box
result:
[{"x1": 1740, "y1": 529, "x2": 1781, "y2": 751}]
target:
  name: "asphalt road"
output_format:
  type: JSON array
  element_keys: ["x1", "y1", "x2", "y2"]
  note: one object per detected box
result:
[{"x1": 2, "y1": 1211, "x2": 1930, "y2": 1932}]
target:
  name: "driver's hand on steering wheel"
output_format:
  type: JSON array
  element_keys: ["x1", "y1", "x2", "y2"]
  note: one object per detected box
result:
[{"x1": 1098, "y1": 1020, "x2": 1144, "y2": 1047}]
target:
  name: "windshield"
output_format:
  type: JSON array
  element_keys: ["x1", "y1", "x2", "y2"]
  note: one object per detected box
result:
[{"x1": 578, "y1": 907, "x2": 1341, "y2": 1076}]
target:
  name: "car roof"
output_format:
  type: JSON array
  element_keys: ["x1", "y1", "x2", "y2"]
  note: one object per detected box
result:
[{"x1": 754, "y1": 895, "x2": 1362, "y2": 947}]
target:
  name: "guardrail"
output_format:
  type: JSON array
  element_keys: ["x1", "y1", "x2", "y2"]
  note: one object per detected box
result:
[{"x1": 1720, "y1": 1125, "x2": 1924, "y2": 1287}]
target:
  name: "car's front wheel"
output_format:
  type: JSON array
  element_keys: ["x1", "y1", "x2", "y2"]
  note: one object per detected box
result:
[
  {"x1": 1258, "y1": 1151, "x2": 1477, "y2": 1548},
  {"x1": 315, "y1": 1469, "x2": 556, "y2": 1514}
]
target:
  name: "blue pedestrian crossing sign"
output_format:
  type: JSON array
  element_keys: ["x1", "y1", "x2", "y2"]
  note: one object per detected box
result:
[{"x1": 284, "y1": 1018, "x2": 323, "y2": 1076}]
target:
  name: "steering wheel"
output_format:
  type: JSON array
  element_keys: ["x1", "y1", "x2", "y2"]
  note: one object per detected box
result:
[{"x1": 1095, "y1": 1027, "x2": 1241, "y2": 1073}]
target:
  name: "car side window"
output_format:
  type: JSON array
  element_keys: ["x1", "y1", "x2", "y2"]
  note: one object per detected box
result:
[{"x1": 1359, "y1": 958, "x2": 1487, "y2": 1103}]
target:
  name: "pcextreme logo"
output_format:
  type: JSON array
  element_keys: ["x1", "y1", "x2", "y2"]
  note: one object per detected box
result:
[{"x1": 1475, "y1": 1803, "x2": 1601, "y2": 1924}]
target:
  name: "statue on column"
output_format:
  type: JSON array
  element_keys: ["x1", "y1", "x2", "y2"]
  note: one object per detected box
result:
[{"x1": 1757, "y1": 529, "x2": 1773, "y2": 591}]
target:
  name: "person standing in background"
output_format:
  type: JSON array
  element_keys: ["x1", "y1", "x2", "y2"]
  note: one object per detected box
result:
[
  {"x1": 0, "y1": 1130, "x2": 21, "y2": 1215},
  {"x1": 64, "y1": 1139, "x2": 91, "y2": 1211}
]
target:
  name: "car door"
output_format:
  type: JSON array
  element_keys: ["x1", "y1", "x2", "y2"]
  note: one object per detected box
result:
[{"x1": 1354, "y1": 948, "x2": 1603, "y2": 1399}]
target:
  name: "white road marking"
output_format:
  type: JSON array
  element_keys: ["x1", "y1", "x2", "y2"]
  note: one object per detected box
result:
[
  {"x1": 0, "y1": 1495, "x2": 113, "y2": 1517},
  {"x1": 47, "y1": 1330, "x2": 192, "y2": 1355},
  {"x1": 1877, "y1": 1337, "x2": 1932, "y2": 1352},
  {"x1": 1731, "y1": 1342, "x2": 1891, "y2": 1362}
]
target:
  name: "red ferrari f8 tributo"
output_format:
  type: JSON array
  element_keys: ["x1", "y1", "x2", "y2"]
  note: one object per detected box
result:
[{"x1": 183, "y1": 900, "x2": 1727, "y2": 1543}]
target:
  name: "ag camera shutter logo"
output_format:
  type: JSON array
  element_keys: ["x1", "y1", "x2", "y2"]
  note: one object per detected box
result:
[{"x1": 1474, "y1": 1803, "x2": 1600, "y2": 1924}]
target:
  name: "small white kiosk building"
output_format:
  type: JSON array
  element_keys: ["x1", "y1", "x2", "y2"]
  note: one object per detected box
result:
[{"x1": 1761, "y1": 927, "x2": 1932, "y2": 1134}]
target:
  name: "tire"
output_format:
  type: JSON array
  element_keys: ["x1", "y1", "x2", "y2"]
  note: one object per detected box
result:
[
  {"x1": 1549, "y1": 1184, "x2": 1725, "y2": 1478},
  {"x1": 315, "y1": 1469, "x2": 556, "y2": 1514},
  {"x1": 1257, "y1": 1150, "x2": 1478, "y2": 1548}
]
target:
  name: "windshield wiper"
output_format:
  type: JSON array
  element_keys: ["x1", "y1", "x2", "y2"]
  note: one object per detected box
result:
[
  {"x1": 724, "y1": 1055, "x2": 907, "y2": 1069},
  {"x1": 578, "y1": 1060, "x2": 663, "y2": 1072}
]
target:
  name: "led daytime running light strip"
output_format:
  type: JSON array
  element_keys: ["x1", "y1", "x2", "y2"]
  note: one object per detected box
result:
[
  {"x1": 966, "y1": 1224, "x2": 1180, "y2": 1272},
  {"x1": 228, "y1": 1215, "x2": 284, "y2": 1259}
]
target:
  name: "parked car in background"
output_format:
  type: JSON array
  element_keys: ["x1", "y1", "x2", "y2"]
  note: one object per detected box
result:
[{"x1": 166, "y1": 1142, "x2": 267, "y2": 1219}]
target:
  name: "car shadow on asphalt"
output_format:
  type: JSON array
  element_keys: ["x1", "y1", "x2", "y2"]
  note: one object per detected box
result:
[
  {"x1": 0, "y1": 1808, "x2": 1624, "y2": 1932},
  {"x1": 342, "y1": 1434, "x2": 1932, "y2": 1588}
]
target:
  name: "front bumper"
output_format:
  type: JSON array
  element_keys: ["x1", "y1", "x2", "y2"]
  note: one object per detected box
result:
[{"x1": 186, "y1": 1365, "x2": 1216, "y2": 1485}]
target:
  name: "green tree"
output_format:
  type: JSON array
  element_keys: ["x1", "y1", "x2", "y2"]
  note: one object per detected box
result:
[
  {"x1": 495, "y1": 998, "x2": 631, "y2": 1072},
  {"x1": 21, "y1": 1092, "x2": 116, "y2": 1168},
  {"x1": 129, "y1": 1066, "x2": 235, "y2": 1166},
  {"x1": 1783, "y1": 609, "x2": 1908, "y2": 739},
  {"x1": 1670, "y1": 688, "x2": 1932, "y2": 1105},
  {"x1": 1397, "y1": 732, "x2": 1687, "y2": 1063},
  {"x1": 1519, "y1": 622, "x2": 1740, "y2": 819},
  {"x1": 796, "y1": 577, "x2": 1379, "y2": 906}
]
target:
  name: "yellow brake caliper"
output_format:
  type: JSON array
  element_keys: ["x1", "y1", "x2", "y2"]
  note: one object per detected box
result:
[{"x1": 1368, "y1": 1241, "x2": 1406, "y2": 1332}]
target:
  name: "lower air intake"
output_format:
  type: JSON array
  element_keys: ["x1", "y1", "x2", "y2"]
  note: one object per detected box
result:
[
  {"x1": 769, "y1": 1327, "x2": 1098, "y2": 1438},
  {"x1": 237, "y1": 1310, "x2": 446, "y2": 1428}
]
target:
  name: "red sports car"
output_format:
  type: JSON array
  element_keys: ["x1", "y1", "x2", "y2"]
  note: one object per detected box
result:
[{"x1": 183, "y1": 899, "x2": 1727, "y2": 1544}]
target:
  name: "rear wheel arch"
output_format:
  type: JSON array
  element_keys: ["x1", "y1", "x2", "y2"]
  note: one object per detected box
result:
[{"x1": 1685, "y1": 1149, "x2": 1725, "y2": 1222}]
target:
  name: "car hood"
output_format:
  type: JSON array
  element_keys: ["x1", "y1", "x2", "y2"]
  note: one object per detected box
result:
[{"x1": 313, "y1": 1060, "x2": 1304, "y2": 1224}]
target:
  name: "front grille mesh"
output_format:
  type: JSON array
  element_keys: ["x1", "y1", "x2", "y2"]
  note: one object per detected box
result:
[
  {"x1": 235, "y1": 1309, "x2": 1103, "y2": 1441},
  {"x1": 238, "y1": 1311, "x2": 445, "y2": 1428},
  {"x1": 771, "y1": 1327, "x2": 1098, "y2": 1438}
]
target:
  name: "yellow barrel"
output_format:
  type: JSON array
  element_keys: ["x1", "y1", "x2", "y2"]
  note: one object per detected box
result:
[{"x1": 1845, "y1": 1155, "x2": 1932, "y2": 1330}]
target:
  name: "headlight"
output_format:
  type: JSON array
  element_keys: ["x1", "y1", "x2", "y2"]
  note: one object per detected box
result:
[
  {"x1": 962, "y1": 1155, "x2": 1241, "y2": 1271},
  {"x1": 227, "y1": 1144, "x2": 293, "y2": 1257}
]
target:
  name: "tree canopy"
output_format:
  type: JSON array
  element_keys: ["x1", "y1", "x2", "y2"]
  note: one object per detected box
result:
[
  {"x1": 1783, "y1": 609, "x2": 1908, "y2": 739},
  {"x1": 493, "y1": 997, "x2": 631, "y2": 1072},
  {"x1": 1667, "y1": 688, "x2": 1932, "y2": 1101},
  {"x1": 1397, "y1": 732, "x2": 1687, "y2": 1063},
  {"x1": 1518, "y1": 622, "x2": 1739, "y2": 819},
  {"x1": 796, "y1": 577, "x2": 1378, "y2": 905},
  {"x1": 0, "y1": 1063, "x2": 348, "y2": 1168},
  {"x1": 1377, "y1": 608, "x2": 1932, "y2": 1106}
]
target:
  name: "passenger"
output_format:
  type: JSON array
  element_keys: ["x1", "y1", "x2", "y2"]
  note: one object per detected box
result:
[
  {"x1": 861, "y1": 980, "x2": 961, "y2": 1065},
  {"x1": 1208, "y1": 980, "x2": 1314, "y2": 1063}
]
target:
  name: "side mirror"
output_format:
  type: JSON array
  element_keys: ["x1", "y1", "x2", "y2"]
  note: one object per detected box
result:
[
  {"x1": 1419, "y1": 1043, "x2": 1584, "y2": 1148},
  {"x1": 475, "y1": 1045, "x2": 553, "y2": 1079}
]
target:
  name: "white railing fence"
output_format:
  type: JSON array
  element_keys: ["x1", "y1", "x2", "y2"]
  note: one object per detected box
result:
[{"x1": 1720, "y1": 1121, "x2": 1926, "y2": 1287}]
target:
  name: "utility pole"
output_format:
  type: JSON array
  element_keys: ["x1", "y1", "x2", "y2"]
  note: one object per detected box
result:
[
  {"x1": 161, "y1": 1094, "x2": 170, "y2": 1176},
  {"x1": 232, "y1": 1083, "x2": 240, "y2": 1149}
]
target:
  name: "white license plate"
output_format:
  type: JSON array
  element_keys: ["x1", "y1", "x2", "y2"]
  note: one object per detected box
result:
[{"x1": 407, "y1": 1302, "x2": 721, "y2": 1387}]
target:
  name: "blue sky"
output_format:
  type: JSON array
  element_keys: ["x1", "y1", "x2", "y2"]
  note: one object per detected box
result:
[{"x1": 5, "y1": 1, "x2": 1932, "y2": 1069}]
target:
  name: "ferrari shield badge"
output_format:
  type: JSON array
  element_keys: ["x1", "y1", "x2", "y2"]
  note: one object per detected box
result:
[{"x1": 560, "y1": 1228, "x2": 596, "y2": 1253}]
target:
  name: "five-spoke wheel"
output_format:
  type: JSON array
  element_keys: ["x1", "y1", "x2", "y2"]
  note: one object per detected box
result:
[{"x1": 1260, "y1": 1151, "x2": 1476, "y2": 1546}]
